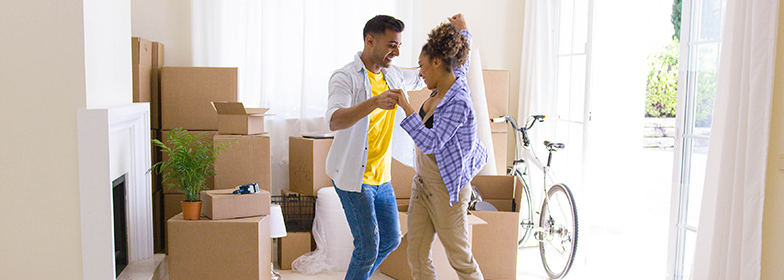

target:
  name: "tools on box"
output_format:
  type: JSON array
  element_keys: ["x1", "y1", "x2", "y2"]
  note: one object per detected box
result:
[{"x1": 233, "y1": 183, "x2": 260, "y2": 194}]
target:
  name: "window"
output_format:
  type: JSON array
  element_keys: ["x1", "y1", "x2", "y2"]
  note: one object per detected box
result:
[{"x1": 667, "y1": 0, "x2": 726, "y2": 278}]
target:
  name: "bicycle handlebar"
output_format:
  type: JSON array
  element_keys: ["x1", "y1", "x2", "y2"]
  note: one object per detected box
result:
[{"x1": 490, "y1": 115, "x2": 546, "y2": 129}]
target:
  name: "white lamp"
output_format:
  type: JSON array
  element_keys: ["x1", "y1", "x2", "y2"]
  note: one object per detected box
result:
[{"x1": 270, "y1": 204, "x2": 287, "y2": 280}]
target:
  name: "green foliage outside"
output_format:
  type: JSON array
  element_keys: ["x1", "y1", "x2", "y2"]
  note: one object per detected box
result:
[
  {"x1": 694, "y1": 55, "x2": 716, "y2": 128},
  {"x1": 645, "y1": 0, "x2": 715, "y2": 127},
  {"x1": 149, "y1": 128, "x2": 231, "y2": 202},
  {"x1": 645, "y1": 38, "x2": 679, "y2": 118},
  {"x1": 672, "y1": 0, "x2": 682, "y2": 40}
]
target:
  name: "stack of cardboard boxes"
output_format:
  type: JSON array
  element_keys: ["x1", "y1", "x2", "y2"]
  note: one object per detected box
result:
[
  {"x1": 167, "y1": 189, "x2": 272, "y2": 280},
  {"x1": 158, "y1": 65, "x2": 238, "y2": 251},
  {"x1": 211, "y1": 101, "x2": 272, "y2": 194},
  {"x1": 158, "y1": 66, "x2": 274, "y2": 239},
  {"x1": 276, "y1": 137, "x2": 333, "y2": 269},
  {"x1": 155, "y1": 62, "x2": 274, "y2": 279},
  {"x1": 132, "y1": 35, "x2": 275, "y2": 253}
]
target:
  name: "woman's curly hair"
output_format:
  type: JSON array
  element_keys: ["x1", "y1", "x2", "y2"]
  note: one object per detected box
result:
[{"x1": 421, "y1": 22, "x2": 469, "y2": 73}]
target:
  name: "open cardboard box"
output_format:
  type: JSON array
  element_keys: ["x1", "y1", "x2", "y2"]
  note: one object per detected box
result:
[
  {"x1": 212, "y1": 102, "x2": 272, "y2": 135},
  {"x1": 469, "y1": 175, "x2": 524, "y2": 280},
  {"x1": 380, "y1": 211, "x2": 487, "y2": 280},
  {"x1": 200, "y1": 189, "x2": 271, "y2": 220}
]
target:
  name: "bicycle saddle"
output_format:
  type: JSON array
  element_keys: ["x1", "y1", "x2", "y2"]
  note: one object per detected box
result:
[{"x1": 544, "y1": 141, "x2": 565, "y2": 151}]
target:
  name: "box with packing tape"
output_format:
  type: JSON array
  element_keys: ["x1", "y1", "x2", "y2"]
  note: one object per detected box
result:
[{"x1": 200, "y1": 188, "x2": 271, "y2": 220}]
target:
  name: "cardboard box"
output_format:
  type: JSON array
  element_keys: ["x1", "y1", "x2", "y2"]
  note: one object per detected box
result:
[
  {"x1": 278, "y1": 231, "x2": 313, "y2": 270},
  {"x1": 163, "y1": 193, "x2": 186, "y2": 223},
  {"x1": 379, "y1": 212, "x2": 486, "y2": 280},
  {"x1": 492, "y1": 131, "x2": 509, "y2": 175},
  {"x1": 151, "y1": 42, "x2": 164, "y2": 129},
  {"x1": 163, "y1": 193, "x2": 185, "y2": 253},
  {"x1": 161, "y1": 67, "x2": 238, "y2": 130},
  {"x1": 397, "y1": 198, "x2": 410, "y2": 212},
  {"x1": 288, "y1": 136, "x2": 333, "y2": 196},
  {"x1": 132, "y1": 37, "x2": 152, "y2": 104},
  {"x1": 167, "y1": 214, "x2": 271, "y2": 280},
  {"x1": 469, "y1": 175, "x2": 524, "y2": 280},
  {"x1": 213, "y1": 134, "x2": 271, "y2": 192},
  {"x1": 200, "y1": 189, "x2": 271, "y2": 220},
  {"x1": 160, "y1": 130, "x2": 218, "y2": 194},
  {"x1": 481, "y1": 198, "x2": 514, "y2": 212},
  {"x1": 391, "y1": 159, "x2": 415, "y2": 199},
  {"x1": 212, "y1": 102, "x2": 271, "y2": 135},
  {"x1": 483, "y1": 70, "x2": 510, "y2": 133},
  {"x1": 406, "y1": 89, "x2": 432, "y2": 111}
]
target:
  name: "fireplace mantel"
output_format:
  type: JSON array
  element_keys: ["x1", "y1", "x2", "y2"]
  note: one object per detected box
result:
[{"x1": 77, "y1": 103, "x2": 153, "y2": 279}]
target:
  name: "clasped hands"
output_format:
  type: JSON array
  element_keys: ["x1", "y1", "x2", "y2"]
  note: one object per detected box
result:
[{"x1": 373, "y1": 89, "x2": 413, "y2": 113}]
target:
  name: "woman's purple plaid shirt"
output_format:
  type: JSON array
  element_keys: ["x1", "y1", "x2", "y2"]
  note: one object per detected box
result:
[{"x1": 399, "y1": 30, "x2": 488, "y2": 205}]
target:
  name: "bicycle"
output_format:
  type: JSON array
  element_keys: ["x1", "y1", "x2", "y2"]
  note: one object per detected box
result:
[{"x1": 490, "y1": 115, "x2": 579, "y2": 279}]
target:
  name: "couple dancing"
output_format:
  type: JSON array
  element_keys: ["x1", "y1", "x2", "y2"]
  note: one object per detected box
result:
[{"x1": 325, "y1": 13, "x2": 487, "y2": 280}]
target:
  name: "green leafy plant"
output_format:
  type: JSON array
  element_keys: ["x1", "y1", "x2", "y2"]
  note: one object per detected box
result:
[
  {"x1": 672, "y1": 0, "x2": 682, "y2": 40},
  {"x1": 148, "y1": 128, "x2": 230, "y2": 202},
  {"x1": 645, "y1": 37, "x2": 679, "y2": 118}
]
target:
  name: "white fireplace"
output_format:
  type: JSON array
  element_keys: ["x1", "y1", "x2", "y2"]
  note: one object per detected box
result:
[{"x1": 77, "y1": 103, "x2": 154, "y2": 279}]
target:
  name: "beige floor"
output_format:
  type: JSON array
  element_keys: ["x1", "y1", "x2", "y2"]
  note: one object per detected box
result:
[{"x1": 276, "y1": 246, "x2": 551, "y2": 280}]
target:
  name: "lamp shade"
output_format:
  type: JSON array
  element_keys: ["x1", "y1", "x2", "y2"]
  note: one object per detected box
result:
[{"x1": 270, "y1": 204, "x2": 287, "y2": 238}]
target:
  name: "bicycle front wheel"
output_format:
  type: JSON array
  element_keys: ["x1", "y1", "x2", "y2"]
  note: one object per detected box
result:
[
  {"x1": 538, "y1": 183, "x2": 578, "y2": 279},
  {"x1": 515, "y1": 170, "x2": 534, "y2": 248}
]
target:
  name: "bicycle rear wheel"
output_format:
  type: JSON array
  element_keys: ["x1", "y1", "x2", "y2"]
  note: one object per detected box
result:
[
  {"x1": 538, "y1": 183, "x2": 578, "y2": 279},
  {"x1": 514, "y1": 170, "x2": 534, "y2": 248}
]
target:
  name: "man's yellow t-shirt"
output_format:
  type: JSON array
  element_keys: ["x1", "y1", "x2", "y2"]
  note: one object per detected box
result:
[{"x1": 363, "y1": 69, "x2": 396, "y2": 185}]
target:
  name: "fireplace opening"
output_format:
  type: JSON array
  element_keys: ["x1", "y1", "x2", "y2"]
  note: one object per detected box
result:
[{"x1": 113, "y1": 174, "x2": 128, "y2": 277}]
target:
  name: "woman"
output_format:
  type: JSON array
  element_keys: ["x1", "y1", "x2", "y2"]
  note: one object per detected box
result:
[{"x1": 395, "y1": 14, "x2": 487, "y2": 280}]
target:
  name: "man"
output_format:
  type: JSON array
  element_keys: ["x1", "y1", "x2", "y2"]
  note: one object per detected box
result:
[{"x1": 325, "y1": 15, "x2": 423, "y2": 280}]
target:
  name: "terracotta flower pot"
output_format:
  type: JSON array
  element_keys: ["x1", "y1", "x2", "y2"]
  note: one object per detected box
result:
[{"x1": 181, "y1": 200, "x2": 203, "y2": 220}]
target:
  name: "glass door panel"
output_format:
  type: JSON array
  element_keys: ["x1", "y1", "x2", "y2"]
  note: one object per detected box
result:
[{"x1": 669, "y1": 0, "x2": 726, "y2": 278}]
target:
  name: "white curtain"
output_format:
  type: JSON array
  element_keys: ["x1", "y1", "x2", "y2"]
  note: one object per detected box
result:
[
  {"x1": 517, "y1": 0, "x2": 558, "y2": 203},
  {"x1": 690, "y1": 0, "x2": 779, "y2": 279},
  {"x1": 191, "y1": 0, "x2": 415, "y2": 194},
  {"x1": 518, "y1": 0, "x2": 557, "y2": 122}
]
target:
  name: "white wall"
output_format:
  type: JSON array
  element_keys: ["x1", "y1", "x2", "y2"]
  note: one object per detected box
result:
[
  {"x1": 130, "y1": 0, "x2": 525, "y2": 105},
  {"x1": 414, "y1": 0, "x2": 525, "y2": 115},
  {"x1": 0, "y1": 0, "x2": 132, "y2": 278},
  {"x1": 131, "y1": 0, "x2": 193, "y2": 66},
  {"x1": 761, "y1": 3, "x2": 784, "y2": 278},
  {"x1": 84, "y1": 0, "x2": 133, "y2": 108},
  {"x1": 0, "y1": 1, "x2": 87, "y2": 279}
]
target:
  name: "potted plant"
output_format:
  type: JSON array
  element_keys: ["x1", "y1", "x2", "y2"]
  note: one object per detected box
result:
[{"x1": 149, "y1": 128, "x2": 230, "y2": 220}]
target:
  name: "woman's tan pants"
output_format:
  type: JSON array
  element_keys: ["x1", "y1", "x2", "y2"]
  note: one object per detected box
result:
[{"x1": 406, "y1": 175, "x2": 484, "y2": 280}]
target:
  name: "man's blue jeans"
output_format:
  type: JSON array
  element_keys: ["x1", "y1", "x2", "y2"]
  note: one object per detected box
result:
[{"x1": 334, "y1": 182, "x2": 401, "y2": 280}]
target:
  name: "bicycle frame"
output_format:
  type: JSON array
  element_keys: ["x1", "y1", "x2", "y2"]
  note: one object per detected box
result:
[
  {"x1": 493, "y1": 115, "x2": 578, "y2": 279},
  {"x1": 494, "y1": 116, "x2": 555, "y2": 231}
]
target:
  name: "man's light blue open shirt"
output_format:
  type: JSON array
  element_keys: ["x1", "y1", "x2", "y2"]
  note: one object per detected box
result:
[{"x1": 325, "y1": 52, "x2": 424, "y2": 192}]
